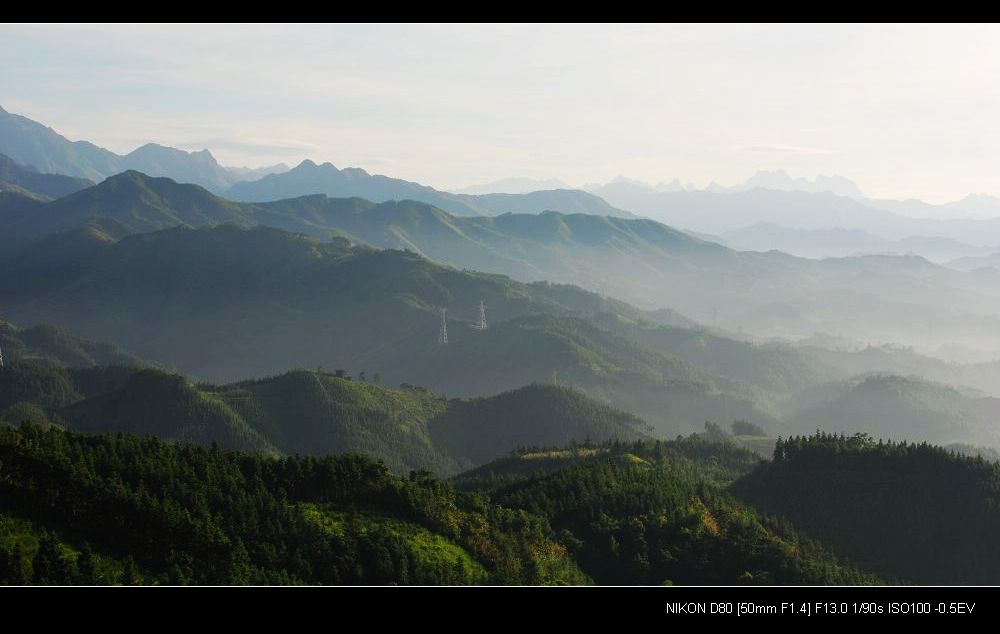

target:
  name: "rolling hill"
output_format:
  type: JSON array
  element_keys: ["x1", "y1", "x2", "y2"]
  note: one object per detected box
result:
[
  {"x1": 783, "y1": 374, "x2": 1000, "y2": 448},
  {"x1": 2, "y1": 356, "x2": 651, "y2": 475}
]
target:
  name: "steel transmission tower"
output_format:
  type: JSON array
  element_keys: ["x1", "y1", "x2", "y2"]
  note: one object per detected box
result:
[
  {"x1": 476, "y1": 299, "x2": 488, "y2": 331},
  {"x1": 438, "y1": 308, "x2": 448, "y2": 345}
]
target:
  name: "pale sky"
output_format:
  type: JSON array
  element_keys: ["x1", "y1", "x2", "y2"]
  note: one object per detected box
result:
[{"x1": 3, "y1": 23, "x2": 1000, "y2": 204}]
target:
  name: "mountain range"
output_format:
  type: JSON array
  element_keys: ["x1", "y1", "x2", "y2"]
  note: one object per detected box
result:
[
  {"x1": 7, "y1": 215, "x2": 1000, "y2": 452},
  {"x1": 593, "y1": 169, "x2": 1000, "y2": 221},
  {"x1": 0, "y1": 105, "x2": 262, "y2": 192},
  {"x1": 9, "y1": 102, "x2": 1000, "y2": 269},
  {"x1": 5, "y1": 169, "x2": 1000, "y2": 356},
  {"x1": 0, "y1": 221, "x2": 793, "y2": 437},
  {"x1": 0, "y1": 106, "x2": 635, "y2": 219},
  {"x1": 5, "y1": 108, "x2": 1000, "y2": 444},
  {"x1": 227, "y1": 159, "x2": 635, "y2": 218},
  {"x1": 591, "y1": 181, "x2": 1000, "y2": 245},
  {"x1": 589, "y1": 169, "x2": 867, "y2": 200}
]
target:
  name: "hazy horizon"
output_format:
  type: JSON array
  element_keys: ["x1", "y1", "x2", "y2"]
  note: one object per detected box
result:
[{"x1": 3, "y1": 23, "x2": 1000, "y2": 207}]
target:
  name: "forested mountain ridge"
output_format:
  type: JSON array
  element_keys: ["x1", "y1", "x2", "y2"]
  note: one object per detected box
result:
[
  {"x1": 0, "y1": 170, "x2": 255, "y2": 252},
  {"x1": 732, "y1": 432, "x2": 1000, "y2": 584},
  {"x1": 8, "y1": 169, "x2": 1000, "y2": 355},
  {"x1": 0, "y1": 424, "x2": 883, "y2": 586},
  {"x1": 454, "y1": 438, "x2": 880, "y2": 586},
  {"x1": 0, "y1": 171, "x2": 687, "y2": 288},
  {"x1": 0, "y1": 360, "x2": 650, "y2": 475},
  {"x1": 0, "y1": 424, "x2": 589, "y2": 585},
  {"x1": 5, "y1": 216, "x2": 999, "y2": 450}
]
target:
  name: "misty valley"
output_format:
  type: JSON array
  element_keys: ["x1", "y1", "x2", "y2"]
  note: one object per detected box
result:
[{"x1": 3, "y1": 103, "x2": 1000, "y2": 587}]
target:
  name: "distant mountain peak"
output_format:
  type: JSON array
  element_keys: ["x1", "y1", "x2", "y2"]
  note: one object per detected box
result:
[
  {"x1": 0, "y1": 106, "x2": 268, "y2": 193},
  {"x1": 958, "y1": 193, "x2": 1000, "y2": 203},
  {"x1": 597, "y1": 169, "x2": 866, "y2": 200},
  {"x1": 740, "y1": 169, "x2": 866, "y2": 199},
  {"x1": 341, "y1": 166, "x2": 371, "y2": 178},
  {"x1": 652, "y1": 178, "x2": 685, "y2": 193},
  {"x1": 942, "y1": 192, "x2": 1000, "y2": 219},
  {"x1": 290, "y1": 159, "x2": 345, "y2": 174},
  {"x1": 125, "y1": 142, "x2": 222, "y2": 167},
  {"x1": 449, "y1": 176, "x2": 574, "y2": 195},
  {"x1": 611, "y1": 174, "x2": 653, "y2": 187}
]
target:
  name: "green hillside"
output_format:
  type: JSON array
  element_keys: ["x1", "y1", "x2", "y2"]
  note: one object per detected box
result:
[
  {"x1": 0, "y1": 423, "x2": 887, "y2": 586},
  {"x1": 428, "y1": 383, "x2": 652, "y2": 466},
  {"x1": 1, "y1": 359, "x2": 651, "y2": 475},
  {"x1": 0, "y1": 361, "x2": 82, "y2": 414},
  {"x1": 0, "y1": 424, "x2": 588, "y2": 585},
  {"x1": 209, "y1": 370, "x2": 455, "y2": 473},
  {"x1": 0, "y1": 320, "x2": 150, "y2": 370},
  {"x1": 0, "y1": 171, "x2": 255, "y2": 251},
  {"x1": 389, "y1": 313, "x2": 777, "y2": 437},
  {"x1": 732, "y1": 432, "x2": 1000, "y2": 584},
  {"x1": 63, "y1": 370, "x2": 280, "y2": 456},
  {"x1": 455, "y1": 438, "x2": 879, "y2": 586}
]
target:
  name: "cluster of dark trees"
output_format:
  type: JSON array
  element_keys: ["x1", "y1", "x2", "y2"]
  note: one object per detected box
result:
[{"x1": 734, "y1": 431, "x2": 1000, "y2": 584}]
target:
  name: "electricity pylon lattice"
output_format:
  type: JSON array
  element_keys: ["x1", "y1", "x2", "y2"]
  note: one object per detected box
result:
[
  {"x1": 438, "y1": 308, "x2": 448, "y2": 345},
  {"x1": 476, "y1": 299, "x2": 488, "y2": 331}
]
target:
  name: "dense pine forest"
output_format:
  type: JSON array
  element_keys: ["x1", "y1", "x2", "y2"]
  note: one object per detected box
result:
[
  {"x1": 456, "y1": 438, "x2": 878, "y2": 586},
  {"x1": 0, "y1": 424, "x2": 588, "y2": 585},
  {"x1": 733, "y1": 432, "x2": 1000, "y2": 585},
  {"x1": 0, "y1": 423, "x2": 886, "y2": 586}
]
